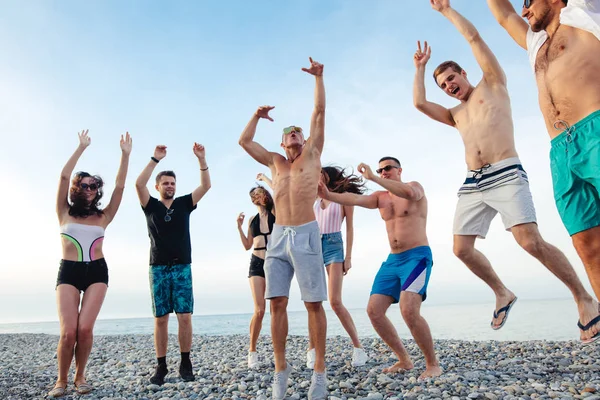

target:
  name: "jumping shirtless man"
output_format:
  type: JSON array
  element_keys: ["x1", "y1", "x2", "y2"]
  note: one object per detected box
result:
[
  {"x1": 318, "y1": 157, "x2": 442, "y2": 379},
  {"x1": 413, "y1": 0, "x2": 600, "y2": 343},
  {"x1": 487, "y1": 0, "x2": 600, "y2": 340},
  {"x1": 239, "y1": 57, "x2": 328, "y2": 400}
]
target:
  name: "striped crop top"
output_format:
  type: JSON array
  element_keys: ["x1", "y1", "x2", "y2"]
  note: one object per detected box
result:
[
  {"x1": 60, "y1": 223, "x2": 105, "y2": 262},
  {"x1": 314, "y1": 199, "x2": 344, "y2": 234}
]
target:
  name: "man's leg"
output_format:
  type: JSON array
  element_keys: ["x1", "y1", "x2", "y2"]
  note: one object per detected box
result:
[
  {"x1": 305, "y1": 301, "x2": 327, "y2": 373},
  {"x1": 512, "y1": 223, "x2": 600, "y2": 341},
  {"x1": 367, "y1": 294, "x2": 413, "y2": 373},
  {"x1": 572, "y1": 226, "x2": 600, "y2": 301},
  {"x1": 270, "y1": 296, "x2": 289, "y2": 372},
  {"x1": 399, "y1": 292, "x2": 442, "y2": 379},
  {"x1": 176, "y1": 313, "x2": 194, "y2": 381},
  {"x1": 453, "y1": 234, "x2": 516, "y2": 327}
]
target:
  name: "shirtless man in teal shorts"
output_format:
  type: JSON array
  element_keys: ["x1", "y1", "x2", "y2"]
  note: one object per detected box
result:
[{"x1": 487, "y1": 0, "x2": 600, "y2": 336}]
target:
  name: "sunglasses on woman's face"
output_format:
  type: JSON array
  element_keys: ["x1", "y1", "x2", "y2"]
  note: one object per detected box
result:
[
  {"x1": 376, "y1": 165, "x2": 399, "y2": 174},
  {"x1": 80, "y1": 183, "x2": 98, "y2": 191}
]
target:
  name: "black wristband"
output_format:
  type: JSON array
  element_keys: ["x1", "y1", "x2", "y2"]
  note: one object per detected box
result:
[
  {"x1": 151, "y1": 156, "x2": 159, "y2": 163},
  {"x1": 200, "y1": 166, "x2": 209, "y2": 171}
]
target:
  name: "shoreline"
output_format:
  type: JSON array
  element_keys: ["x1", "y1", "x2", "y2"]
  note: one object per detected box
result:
[{"x1": 2, "y1": 333, "x2": 599, "y2": 399}]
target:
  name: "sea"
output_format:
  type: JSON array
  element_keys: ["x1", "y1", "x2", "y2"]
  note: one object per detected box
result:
[{"x1": 0, "y1": 298, "x2": 579, "y2": 342}]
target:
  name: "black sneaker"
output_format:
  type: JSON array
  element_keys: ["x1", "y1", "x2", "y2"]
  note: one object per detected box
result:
[
  {"x1": 149, "y1": 364, "x2": 168, "y2": 385},
  {"x1": 179, "y1": 361, "x2": 195, "y2": 382}
]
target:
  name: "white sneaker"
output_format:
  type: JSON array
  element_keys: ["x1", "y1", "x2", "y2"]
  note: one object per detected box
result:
[
  {"x1": 248, "y1": 351, "x2": 259, "y2": 369},
  {"x1": 272, "y1": 362, "x2": 292, "y2": 400},
  {"x1": 351, "y1": 347, "x2": 369, "y2": 367},
  {"x1": 306, "y1": 348, "x2": 316, "y2": 369},
  {"x1": 308, "y1": 370, "x2": 328, "y2": 400}
]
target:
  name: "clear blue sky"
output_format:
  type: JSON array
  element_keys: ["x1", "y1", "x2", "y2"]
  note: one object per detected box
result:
[{"x1": 0, "y1": 0, "x2": 591, "y2": 323}]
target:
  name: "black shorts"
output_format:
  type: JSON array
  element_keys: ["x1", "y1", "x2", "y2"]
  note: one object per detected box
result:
[
  {"x1": 248, "y1": 254, "x2": 265, "y2": 278},
  {"x1": 56, "y1": 258, "x2": 109, "y2": 292}
]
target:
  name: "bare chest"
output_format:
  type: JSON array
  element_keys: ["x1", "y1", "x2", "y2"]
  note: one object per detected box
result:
[
  {"x1": 453, "y1": 85, "x2": 509, "y2": 132},
  {"x1": 378, "y1": 195, "x2": 416, "y2": 221},
  {"x1": 535, "y1": 28, "x2": 572, "y2": 74}
]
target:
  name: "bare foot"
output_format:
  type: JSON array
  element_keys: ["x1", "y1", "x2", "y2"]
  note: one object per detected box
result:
[
  {"x1": 577, "y1": 298, "x2": 600, "y2": 342},
  {"x1": 418, "y1": 365, "x2": 443, "y2": 380},
  {"x1": 491, "y1": 291, "x2": 517, "y2": 329},
  {"x1": 382, "y1": 360, "x2": 414, "y2": 373}
]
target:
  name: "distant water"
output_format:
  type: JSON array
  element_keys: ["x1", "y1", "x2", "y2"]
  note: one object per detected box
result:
[{"x1": 0, "y1": 298, "x2": 580, "y2": 341}]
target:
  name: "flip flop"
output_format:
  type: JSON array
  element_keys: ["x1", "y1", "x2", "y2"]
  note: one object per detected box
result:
[
  {"x1": 48, "y1": 385, "x2": 66, "y2": 398},
  {"x1": 577, "y1": 314, "x2": 600, "y2": 345},
  {"x1": 74, "y1": 382, "x2": 93, "y2": 395},
  {"x1": 491, "y1": 297, "x2": 518, "y2": 330}
]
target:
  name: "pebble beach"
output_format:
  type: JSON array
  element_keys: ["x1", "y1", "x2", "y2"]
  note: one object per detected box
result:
[{"x1": 2, "y1": 334, "x2": 599, "y2": 400}]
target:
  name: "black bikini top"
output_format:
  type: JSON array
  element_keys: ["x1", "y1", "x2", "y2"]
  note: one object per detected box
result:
[{"x1": 250, "y1": 212, "x2": 275, "y2": 251}]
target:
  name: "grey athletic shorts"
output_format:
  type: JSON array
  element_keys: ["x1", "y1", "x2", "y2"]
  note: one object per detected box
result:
[{"x1": 264, "y1": 221, "x2": 327, "y2": 302}]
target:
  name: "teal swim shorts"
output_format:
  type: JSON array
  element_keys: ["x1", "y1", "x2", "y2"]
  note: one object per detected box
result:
[{"x1": 550, "y1": 110, "x2": 600, "y2": 236}]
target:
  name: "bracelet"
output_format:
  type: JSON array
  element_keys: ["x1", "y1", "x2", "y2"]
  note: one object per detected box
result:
[
  {"x1": 200, "y1": 166, "x2": 209, "y2": 171},
  {"x1": 151, "y1": 156, "x2": 159, "y2": 163}
]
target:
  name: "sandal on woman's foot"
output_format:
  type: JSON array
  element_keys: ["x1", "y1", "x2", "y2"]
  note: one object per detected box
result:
[
  {"x1": 74, "y1": 382, "x2": 93, "y2": 394},
  {"x1": 48, "y1": 384, "x2": 67, "y2": 398}
]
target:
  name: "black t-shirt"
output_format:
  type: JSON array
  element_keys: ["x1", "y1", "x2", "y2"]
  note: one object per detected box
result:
[{"x1": 142, "y1": 194, "x2": 197, "y2": 265}]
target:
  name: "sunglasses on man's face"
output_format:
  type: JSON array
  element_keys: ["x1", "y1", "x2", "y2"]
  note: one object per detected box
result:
[
  {"x1": 164, "y1": 209, "x2": 174, "y2": 222},
  {"x1": 80, "y1": 183, "x2": 98, "y2": 191},
  {"x1": 376, "y1": 165, "x2": 399, "y2": 174},
  {"x1": 523, "y1": 0, "x2": 532, "y2": 8},
  {"x1": 283, "y1": 126, "x2": 303, "y2": 135}
]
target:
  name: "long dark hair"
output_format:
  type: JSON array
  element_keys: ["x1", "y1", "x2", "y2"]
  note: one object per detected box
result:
[
  {"x1": 68, "y1": 172, "x2": 105, "y2": 218},
  {"x1": 322, "y1": 165, "x2": 366, "y2": 194},
  {"x1": 249, "y1": 186, "x2": 274, "y2": 213}
]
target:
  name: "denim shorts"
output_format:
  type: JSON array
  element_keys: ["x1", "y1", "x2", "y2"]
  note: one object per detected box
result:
[{"x1": 321, "y1": 232, "x2": 344, "y2": 266}]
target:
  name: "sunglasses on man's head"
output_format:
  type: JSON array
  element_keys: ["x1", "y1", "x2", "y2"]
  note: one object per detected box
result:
[
  {"x1": 80, "y1": 183, "x2": 98, "y2": 191},
  {"x1": 283, "y1": 126, "x2": 302, "y2": 135},
  {"x1": 376, "y1": 165, "x2": 399, "y2": 174},
  {"x1": 164, "y1": 209, "x2": 174, "y2": 222}
]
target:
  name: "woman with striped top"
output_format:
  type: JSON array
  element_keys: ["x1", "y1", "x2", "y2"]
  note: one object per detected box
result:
[{"x1": 308, "y1": 166, "x2": 369, "y2": 368}]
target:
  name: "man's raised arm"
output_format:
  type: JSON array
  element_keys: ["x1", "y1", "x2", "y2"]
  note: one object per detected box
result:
[
  {"x1": 487, "y1": 0, "x2": 528, "y2": 50},
  {"x1": 413, "y1": 40, "x2": 455, "y2": 127},
  {"x1": 303, "y1": 57, "x2": 325, "y2": 154},
  {"x1": 432, "y1": 0, "x2": 506, "y2": 85},
  {"x1": 239, "y1": 106, "x2": 276, "y2": 167}
]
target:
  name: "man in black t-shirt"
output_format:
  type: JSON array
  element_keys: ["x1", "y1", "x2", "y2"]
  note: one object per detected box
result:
[{"x1": 135, "y1": 143, "x2": 211, "y2": 385}]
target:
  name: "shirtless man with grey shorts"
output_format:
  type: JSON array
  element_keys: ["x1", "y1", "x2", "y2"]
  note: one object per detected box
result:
[
  {"x1": 238, "y1": 57, "x2": 328, "y2": 400},
  {"x1": 413, "y1": 0, "x2": 600, "y2": 343}
]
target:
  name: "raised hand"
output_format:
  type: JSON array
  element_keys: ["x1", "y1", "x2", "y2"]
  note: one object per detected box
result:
[
  {"x1": 237, "y1": 212, "x2": 245, "y2": 227},
  {"x1": 301, "y1": 57, "x2": 324, "y2": 77},
  {"x1": 193, "y1": 142, "x2": 206, "y2": 159},
  {"x1": 358, "y1": 163, "x2": 376, "y2": 181},
  {"x1": 120, "y1": 132, "x2": 132, "y2": 155},
  {"x1": 430, "y1": 0, "x2": 450, "y2": 12},
  {"x1": 414, "y1": 41, "x2": 432, "y2": 68},
  {"x1": 78, "y1": 129, "x2": 91, "y2": 148},
  {"x1": 256, "y1": 173, "x2": 267, "y2": 182},
  {"x1": 154, "y1": 145, "x2": 167, "y2": 161},
  {"x1": 255, "y1": 105, "x2": 275, "y2": 122}
]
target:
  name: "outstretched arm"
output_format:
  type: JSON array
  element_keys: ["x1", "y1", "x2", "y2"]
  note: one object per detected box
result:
[
  {"x1": 103, "y1": 132, "x2": 132, "y2": 223},
  {"x1": 318, "y1": 181, "x2": 379, "y2": 209},
  {"x1": 191, "y1": 143, "x2": 211, "y2": 206},
  {"x1": 239, "y1": 107, "x2": 277, "y2": 167},
  {"x1": 303, "y1": 57, "x2": 325, "y2": 153},
  {"x1": 358, "y1": 163, "x2": 424, "y2": 201},
  {"x1": 413, "y1": 41, "x2": 455, "y2": 127},
  {"x1": 237, "y1": 213, "x2": 253, "y2": 251},
  {"x1": 487, "y1": 0, "x2": 528, "y2": 50},
  {"x1": 256, "y1": 173, "x2": 273, "y2": 190},
  {"x1": 432, "y1": 0, "x2": 506, "y2": 85},
  {"x1": 57, "y1": 130, "x2": 90, "y2": 218},
  {"x1": 135, "y1": 145, "x2": 166, "y2": 207}
]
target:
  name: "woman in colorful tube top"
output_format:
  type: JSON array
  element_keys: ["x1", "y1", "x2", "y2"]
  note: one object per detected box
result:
[
  {"x1": 236, "y1": 175, "x2": 276, "y2": 369},
  {"x1": 49, "y1": 130, "x2": 132, "y2": 398}
]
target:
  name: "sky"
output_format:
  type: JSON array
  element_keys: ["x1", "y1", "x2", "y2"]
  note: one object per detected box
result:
[{"x1": 0, "y1": 0, "x2": 594, "y2": 323}]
